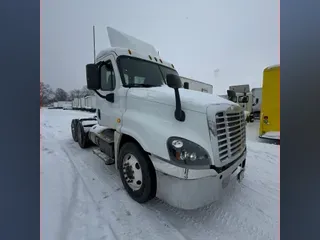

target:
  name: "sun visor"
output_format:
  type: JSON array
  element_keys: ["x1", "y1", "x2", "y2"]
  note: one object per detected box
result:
[{"x1": 107, "y1": 27, "x2": 159, "y2": 57}]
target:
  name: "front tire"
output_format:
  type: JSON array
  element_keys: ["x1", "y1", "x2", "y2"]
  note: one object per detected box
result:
[{"x1": 118, "y1": 142, "x2": 157, "y2": 203}]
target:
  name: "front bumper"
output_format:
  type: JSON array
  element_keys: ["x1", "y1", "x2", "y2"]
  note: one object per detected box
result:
[{"x1": 149, "y1": 151, "x2": 246, "y2": 210}]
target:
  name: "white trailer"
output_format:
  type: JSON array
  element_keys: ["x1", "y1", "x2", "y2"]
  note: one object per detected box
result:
[
  {"x1": 62, "y1": 101, "x2": 72, "y2": 110},
  {"x1": 252, "y1": 87, "x2": 262, "y2": 117},
  {"x1": 84, "y1": 96, "x2": 96, "y2": 112},
  {"x1": 72, "y1": 98, "x2": 80, "y2": 110},
  {"x1": 55, "y1": 101, "x2": 70, "y2": 109},
  {"x1": 179, "y1": 76, "x2": 213, "y2": 94},
  {"x1": 91, "y1": 96, "x2": 96, "y2": 110},
  {"x1": 80, "y1": 98, "x2": 86, "y2": 110},
  {"x1": 71, "y1": 26, "x2": 246, "y2": 210}
]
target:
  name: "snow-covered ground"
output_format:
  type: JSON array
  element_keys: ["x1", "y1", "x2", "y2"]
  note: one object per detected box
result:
[{"x1": 41, "y1": 109, "x2": 279, "y2": 240}]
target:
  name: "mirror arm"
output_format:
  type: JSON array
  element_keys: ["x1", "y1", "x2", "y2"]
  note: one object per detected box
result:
[
  {"x1": 174, "y1": 88, "x2": 185, "y2": 121},
  {"x1": 94, "y1": 90, "x2": 106, "y2": 99}
]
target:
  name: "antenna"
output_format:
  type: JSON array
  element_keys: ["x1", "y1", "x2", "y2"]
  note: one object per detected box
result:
[{"x1": 93, "y1": 25, "x2": 96, "y2": 63}]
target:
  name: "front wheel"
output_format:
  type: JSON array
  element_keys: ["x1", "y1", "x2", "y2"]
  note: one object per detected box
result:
[{"x1": 118, "y1": 142, "x2": 157, "y2": 203}]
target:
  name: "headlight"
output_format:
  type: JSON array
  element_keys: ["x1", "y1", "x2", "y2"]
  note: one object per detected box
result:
[{"x1": 167, "y1": 137, "x2": 211, "y2": 166}]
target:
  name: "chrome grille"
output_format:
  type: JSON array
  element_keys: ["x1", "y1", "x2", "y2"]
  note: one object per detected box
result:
[{"x1": 215, "y1": 110, "x2": 246, "y2": 161}]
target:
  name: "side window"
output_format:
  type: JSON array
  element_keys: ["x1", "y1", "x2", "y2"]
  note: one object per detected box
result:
[{"x1": 100, "y1": 61, "x2": 115, "y2": 91}]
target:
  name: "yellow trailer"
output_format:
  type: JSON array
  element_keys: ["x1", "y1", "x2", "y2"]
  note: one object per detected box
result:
[{"x1": 259, "y1": 64, "x2": 280, "y2": 141}]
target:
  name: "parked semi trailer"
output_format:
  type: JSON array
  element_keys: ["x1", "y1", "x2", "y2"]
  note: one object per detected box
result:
[
  {"x1": 84, "y1": 96, "x2": 96, "y2": 112},
  {"x1": 49, "y1": 101, "x2": 72, "y2": 109},
  {"x1": 259, "y1": 64, "x2": 280, "y2": 141},
  {"x1": 71, "y1": 27, "x2": 246, "y2": 210},
  {"x1": 72, "y1": 98, "x2": 81, "y2": 110},
  {"x1": 179, "y1": 76, "x2": 213, "y2": 94},
  {"x1": 252, "y1": 87, "x2": 262, "y2": 118}
]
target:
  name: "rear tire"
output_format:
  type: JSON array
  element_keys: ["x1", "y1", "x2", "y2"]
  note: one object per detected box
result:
[
  {"x1": 76, "y1": 121, "x2": 90, "y2": 148},
  {"x1": 118, "y1": 142, "x2": 157, "y2": 203},
  {"x1": 71, "y1": 119, "x2": 78, "y2": 142}
]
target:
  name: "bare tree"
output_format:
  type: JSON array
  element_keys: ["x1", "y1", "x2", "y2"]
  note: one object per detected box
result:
[
  {"x1": 40, "y1": 82, "x2": 55, "y2": 106},
  {"x1": 69, "y1": 89, "x2": 82, "y2": 100},
  {"x1": 80, "y1": 86, "x2": 94, "y2": 97},
  {"x1": 55, "y1": 88, "x2": 68, "y2": 101}
]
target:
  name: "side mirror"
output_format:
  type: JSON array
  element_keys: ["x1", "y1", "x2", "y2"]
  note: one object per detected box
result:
[
  {"x1": 105, "y1": 93, "x2": 114, "y2": 103},
  {"x1": 227, "y1": 90, "x2": 237, "y2": 102},
  {"x1": 86, "y1": 64, "x2": 101, "y2": 90},
  {"x1": 183, "y1": 82, "x2": 189, "y2": 89},
  {"x1": 166, "y1": 74, "x2": 182, "y2": 89},
  {"x1": 241, "y1": 96, "x2": 249, "y2": 103},
  {"x1": 166, "y1": 74, "x2": 185, "y2": 122}
]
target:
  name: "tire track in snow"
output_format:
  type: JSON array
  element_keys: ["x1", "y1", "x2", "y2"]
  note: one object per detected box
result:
[
  {"x1": 61, "y1": 142, "x2": 188, "y2": 240},
  {"x1": 59, "y1": 170, "x2": 81, "y2": 240},
  {"x1": 62, "y1": 139, "x2": 277, "y2": 240},
  {"x1": 61, "y1": 146, "x2": 119, "y2": 240}
]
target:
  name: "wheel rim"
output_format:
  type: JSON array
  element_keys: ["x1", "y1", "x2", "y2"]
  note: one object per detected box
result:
[{"x1": 122, "y1": 153, "x2": 143, "y2": 191}]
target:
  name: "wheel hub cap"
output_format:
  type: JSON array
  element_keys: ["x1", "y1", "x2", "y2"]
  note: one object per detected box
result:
[{"x1": 123, "y1": 153, "x2": 143, "y2": 191}]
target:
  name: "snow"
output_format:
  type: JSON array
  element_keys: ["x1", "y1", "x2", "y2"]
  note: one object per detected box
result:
[
  {"x1": 261, "y1": 131, "x2": 280, "y2": 140},
  {"x1": 41, "y1": 109, "x2": 279, "y2": 240},
  {"x1": 129, "y1": 85, "x2": 236, "y2": 114}
]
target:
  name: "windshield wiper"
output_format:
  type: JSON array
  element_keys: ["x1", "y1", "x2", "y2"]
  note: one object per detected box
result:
[{"x1": 123, "y1": 83, "x2": 161, "y2": 88}]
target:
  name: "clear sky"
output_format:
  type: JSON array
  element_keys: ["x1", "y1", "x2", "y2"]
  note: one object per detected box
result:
[{"x1": 42, "y1": 0, "x2": 279, "y2": 95}]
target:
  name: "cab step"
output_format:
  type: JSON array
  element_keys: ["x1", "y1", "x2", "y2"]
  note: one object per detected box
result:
[{"x1": 93, "y1": 148, "x2": 115, "y2": 165}]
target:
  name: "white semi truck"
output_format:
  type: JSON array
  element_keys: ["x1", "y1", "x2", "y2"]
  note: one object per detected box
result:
[
  {"x1": 179, "y1": 76, "x2": 213, "y2": 94},
  {"x1": 228, "y1": 85, "x2": 254, "y2": 123},
  {"x1": 71, "y1": 27, "x2": 247, "y2": 210}
]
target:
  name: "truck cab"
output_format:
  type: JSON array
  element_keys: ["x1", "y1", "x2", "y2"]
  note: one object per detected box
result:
[
  {"x1": 227, "y1": 89, "x2": 254, "y2": 123},
  {"x1": 71, "y1": 27, "x2": 247, "y2": 209}
]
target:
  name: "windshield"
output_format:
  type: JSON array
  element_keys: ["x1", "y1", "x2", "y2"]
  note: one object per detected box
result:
[{"x1": 117, "y1": 56, "x2": 180, "y2": 87}]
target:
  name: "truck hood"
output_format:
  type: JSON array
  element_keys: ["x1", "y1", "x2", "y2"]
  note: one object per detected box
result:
[{"x1": 127, "y1": 85, "x2": 236, "y2": 113}]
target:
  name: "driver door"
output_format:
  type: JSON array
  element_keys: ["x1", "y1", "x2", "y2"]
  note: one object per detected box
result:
[{"x1": 96, "y1": 55, "x2": 123, "y2": 130}]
